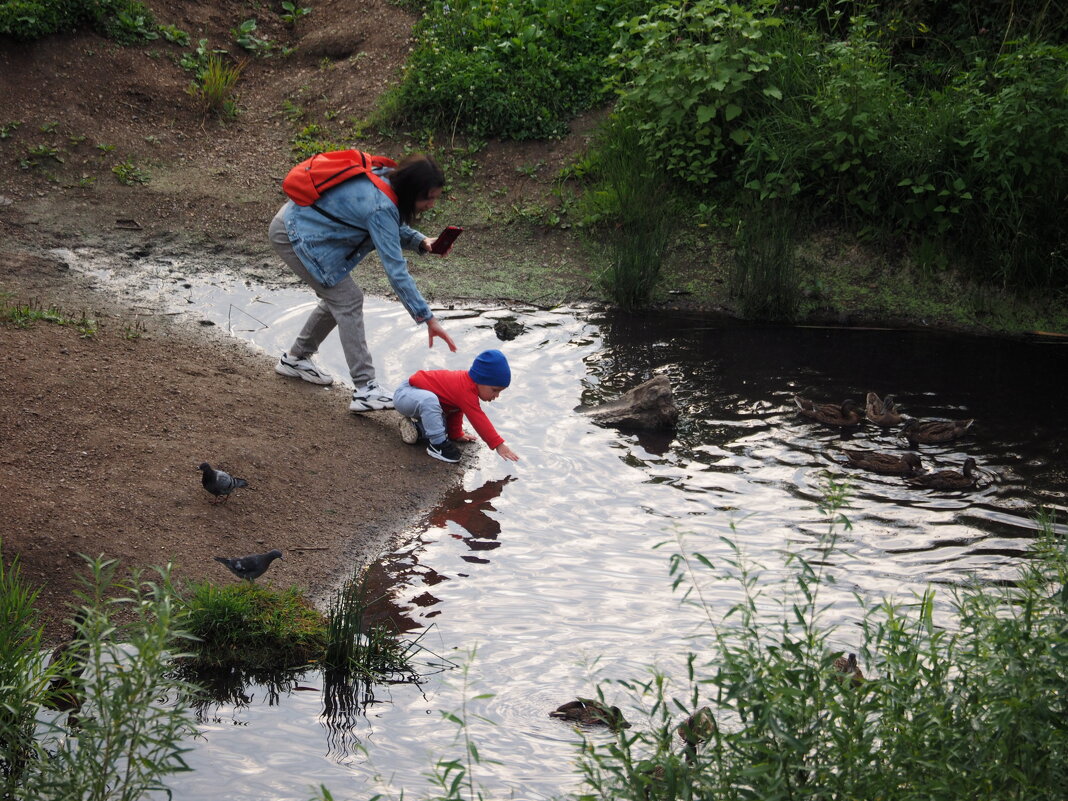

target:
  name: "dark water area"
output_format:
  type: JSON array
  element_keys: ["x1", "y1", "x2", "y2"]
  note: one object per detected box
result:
[{"x1": 58, "y1": 249, "x2": 1066, "y2": 800}]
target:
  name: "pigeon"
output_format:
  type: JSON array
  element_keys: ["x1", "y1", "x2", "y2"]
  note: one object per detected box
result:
[
  {"x1": 197, "y1": 462, "x2": 248, "y2": 503},
  {"x1": 213, "y1": 549, "x2": 283, "y2": 582}
]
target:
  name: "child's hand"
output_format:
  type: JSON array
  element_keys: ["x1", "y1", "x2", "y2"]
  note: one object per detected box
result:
[
  {"x1": 496, "y1": 443, "x2": 519, "y2": 462},
  {"x1": 457, "y1": 430, "x2": 477, "y2": 443}
]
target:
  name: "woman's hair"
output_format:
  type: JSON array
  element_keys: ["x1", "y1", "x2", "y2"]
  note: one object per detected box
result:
[{"x1": 390, "y1": 154, "x2": 444, "y2": 225}]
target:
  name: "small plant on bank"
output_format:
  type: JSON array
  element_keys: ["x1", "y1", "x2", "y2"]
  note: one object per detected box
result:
[
  {"x1": 112, "y1": 159, "x2": 149, "y2": 185},
  {"x1": 280, "y1": 1, "x2": 311, "y2": 26},
  {"x1": 231, "y1": 18, "x2": 272, "y2": 55},
  {"x1": 182, "y1": 582, "x2": 327, "y2": 669},
  {"x1": 157, "y1": 23, "x2": 188, "y2": 45},
  {"x1": 187, "y1": 54, "x2": 245, "y2": 118},
  {"x1": 0, "y1": 121, "x2": 21, "y2": 139},
  {"x1": 0, "y1": 297, "x2": 71, "y2": 328},
  {"x1": 26, "y1": 144, "x2": 62, "y2": 161}
]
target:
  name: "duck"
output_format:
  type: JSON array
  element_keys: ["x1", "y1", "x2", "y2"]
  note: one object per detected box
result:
[
  {"x1": 550, "y1": 698, "x2": 630, "y2": 730},
  {"x1": 794, "y1": 396, "x2": 863, "y2": 428},
  {"x1": 903, "y1": 417, "x2": 974, "y2": 445},
  {"x1": 839, "y1": 449, "x2": 924, "y2": 476},
  {"x1": 865, "y1": 392, "x2": 904, "y2": 426},
  {"x1": 676, "y1": 706, "x2": 716, "y2": 749},
  {"x1": 832, "y1": 653, "x2": 866, "y2": 687},
  {"x1": 905, "y1": 457, "x2": 979, "y2": 491}
]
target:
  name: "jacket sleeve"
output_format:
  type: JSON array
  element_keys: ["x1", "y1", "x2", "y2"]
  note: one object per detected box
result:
[{"x1": 367, "y1": 207, "x2": 433, "y2": 323}]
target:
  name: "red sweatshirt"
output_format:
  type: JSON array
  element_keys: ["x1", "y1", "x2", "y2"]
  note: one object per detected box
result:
[{"x1": 408, "y1": 369, "x2": 505, "y2": 449}]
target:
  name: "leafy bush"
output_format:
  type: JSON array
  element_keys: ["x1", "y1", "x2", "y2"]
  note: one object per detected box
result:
[
  {"x1": 382, "y1": 0, "x2": 640, "y2": 139},
  {"x1": 609, "y1": 0, "x2": 787, "y2": 186},
  {"x1": 0, "y1": 0, "x2": 157, "y2": 43}
]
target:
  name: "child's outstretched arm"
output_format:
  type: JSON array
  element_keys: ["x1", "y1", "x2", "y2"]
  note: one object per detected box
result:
[{"x1": 496, "y1": 443, "x2": 519, "y2": 462}]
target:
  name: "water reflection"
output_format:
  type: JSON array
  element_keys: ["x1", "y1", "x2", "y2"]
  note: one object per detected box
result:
[{"x1": 58, "y1": 250, "x2": 1068, "y2": 801}]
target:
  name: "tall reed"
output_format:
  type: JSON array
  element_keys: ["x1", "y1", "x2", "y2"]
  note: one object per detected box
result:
[{"x1": 730, "y1": 199, "x2": 802, "y2": 321}]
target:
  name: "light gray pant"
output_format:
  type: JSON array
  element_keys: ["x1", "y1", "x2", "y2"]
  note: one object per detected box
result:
[
  {"x1": 269, "y1": 208, "x2": 375, "y2": 387},
  {"x1": 393, "y1": 381, "x2": 448, "y2": 444}
]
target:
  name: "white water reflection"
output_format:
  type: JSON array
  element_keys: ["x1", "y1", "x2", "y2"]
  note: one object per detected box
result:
[{"x1": 55, "y1": 248, "x2": 1067, "y2": 801}]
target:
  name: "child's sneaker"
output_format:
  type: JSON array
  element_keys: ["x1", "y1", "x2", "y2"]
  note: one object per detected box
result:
[
  {"x1": 398, "y1": 416, "x2": 421, "y2": 445},
  {"x1": 275, "y1": 351, "x2": 333, "y2": 385},
  {"x1": 426, "y1": 440, "x2": 461, "y2": 463},
  {"x1": 349, "y1": 380, "x2": 394, "y2": 412}
]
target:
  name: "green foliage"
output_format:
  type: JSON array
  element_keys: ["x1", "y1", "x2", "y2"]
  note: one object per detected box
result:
[
  {"x1": 290, "y1": 123, "x2": 346, "y2": 158},
  {"x1": 187, "y1": 54, "x2": 245, "y2": 118},
  {"x1": 730, "y1": 199, "x2": 801, "y2": 321},
  {"x1": 157, "y1": 22, "x2": 188, "y2": 45},
  {"x1": 576, "y1": 490, "x2": 1068, "y2": 801},
  {"x1": 280, "y1": 1, "x2": 311, "y2": 25},
  {"x1": 232, "y1": 18, "x2": 272, "y2": 55},
  {"x1": 609, "y1": 0, "x2": 786, "y2": 186},
  {"x1": 183, "y1": 582, "x2": 327, "y2": 669},
  {"x1": 0, "y1": 552, "x2": 196, "y2": 801},
  {"x1": 583, "y1": 115, "x2": 676, "y2": 310},
  {"x1": 0, "y1": 121, "x2": 21, "y2": 139},
  {"x1": 111, "y1": 159, "x2": 149, "y2": 185},
  {"x1": 0, "y1": 0, "x2": 157, "y2": 43},
  {"x1": 382, "y1": 0, "x2": 638, "y2": 140},
  {"x1": 323, "y1": 573, "x2": 423, "y2": 679}
]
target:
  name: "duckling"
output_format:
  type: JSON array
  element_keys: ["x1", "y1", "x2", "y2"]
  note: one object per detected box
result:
[
  {"x1": 840, "y1": 449, "x2": 924, "y2": 476},
  {"x1": 794, "y1": 396, "x2": 863, "y2": 428},
  {"x1": 865, "y1": 392, "x2": 904, "y2": 426},
  {"x1": 832, "y1": 653, "x2": 865, "y2": 687},
  {"x1": 905, "y1": 457, "x2": 979, "y2": 491},
  {"x1": 550, "y1": 698, "x2": 630, "y2": 730},
  {"x1": 903, "y1": 417, "x2": 974, "y2": 446}
]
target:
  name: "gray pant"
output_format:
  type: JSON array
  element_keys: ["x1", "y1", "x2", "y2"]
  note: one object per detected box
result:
[
  {"x1": 269, "y1": 208, "x2": 375, "y2": 387},
  {"x1": 393, "y1": 381, "x2": 447, "y2": 444}
]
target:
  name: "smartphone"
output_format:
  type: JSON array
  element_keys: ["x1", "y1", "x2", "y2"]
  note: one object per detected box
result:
[{"x1": 429, "y1": 225, "x2": 463, "y2": 255}]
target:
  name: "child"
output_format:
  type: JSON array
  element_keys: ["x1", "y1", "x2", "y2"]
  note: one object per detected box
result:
[{"x1": 394, "y1": 349, "x2": 519, "y2": 464}]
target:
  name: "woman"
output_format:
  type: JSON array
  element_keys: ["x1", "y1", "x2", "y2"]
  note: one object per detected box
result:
[{"x1": 269, "y1": 153, "x2": 457, "y2": 412}]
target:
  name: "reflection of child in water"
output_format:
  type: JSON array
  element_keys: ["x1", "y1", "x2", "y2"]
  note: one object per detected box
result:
[{"x1": 394, "y1": 349, "x2": 520, "y2": 464}]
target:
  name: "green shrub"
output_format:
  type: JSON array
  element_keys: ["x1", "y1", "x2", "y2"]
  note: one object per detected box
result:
[
  {"x1": 382, "y1": 0, "x2": 638, "y2": 140},
  {"x1": 0, "y1": 0, "x2": 157, "y2": 43}
]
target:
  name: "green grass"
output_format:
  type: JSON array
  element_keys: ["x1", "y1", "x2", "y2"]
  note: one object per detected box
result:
[{"x1": 183, "y1": 582, "x2": 327, "y2": 669}]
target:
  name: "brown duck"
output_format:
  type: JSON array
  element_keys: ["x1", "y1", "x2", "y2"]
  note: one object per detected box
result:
[
  {"x1": 903, "y1": 417, "x2": 974, "y2": 445},
  {"x1": 865, "y1": 392, "x2": 904, "y2": 426},
  {"x1": 840, "y1": 449, "x2": 924, "y2": 476},
  {"x1": 550, "y1": 698, "x2": 630, "y2": 730},
  {"x1": 905, "y1": 457, "x2": 979, "y2": 490},
  {"x1": 832, "y1": 653, "x2": 866, "y2": 687},
  {"x1": 794, "y1": 396, "x2": 863, "y2": 427}
]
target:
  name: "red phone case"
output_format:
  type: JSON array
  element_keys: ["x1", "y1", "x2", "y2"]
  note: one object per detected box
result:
[{"x1": 430, "y1": 225, "x2": 463, "y2": 254}]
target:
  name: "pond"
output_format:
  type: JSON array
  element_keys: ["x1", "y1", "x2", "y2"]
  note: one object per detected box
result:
[{"x1": 59, "y1": 248, "x2": 1068, "y2": 800}]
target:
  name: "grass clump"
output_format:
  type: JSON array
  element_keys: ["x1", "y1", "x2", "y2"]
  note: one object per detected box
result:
[
  {"x1": 186, "y1": 54, "x2": 245, "y2": 118},
  {"x1": 575, "y1": 484, "x2": 1068, "y2": 801},
  {"x1": 0, "y1": 295, "x2": 98, "y2": 337},
  {"x1": 183, "y1": 582, "x2": 327, "y2": 669}
]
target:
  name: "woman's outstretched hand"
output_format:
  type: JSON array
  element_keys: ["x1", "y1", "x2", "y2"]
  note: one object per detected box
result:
[{"x1": 426, "y1": 316, "x2": 457, "y2": 352}]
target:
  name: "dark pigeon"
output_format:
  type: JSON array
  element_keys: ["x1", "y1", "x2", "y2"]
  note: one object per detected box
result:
[
  {"x1": 198, "y1": 462, "x2": 248, "y2": 503},
  {"x1": 213, "y1": 549, "x2": 283, "y2": 582}
]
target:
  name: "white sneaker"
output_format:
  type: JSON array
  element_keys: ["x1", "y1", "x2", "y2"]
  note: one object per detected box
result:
[
  {"x1": 349, "y1": 380, "x2": 394, "y2": 412},
  {"x1": 398, "y1": 416, "x2": 421, "y2": 444},
  {"x1": 275, "y1": 352, "x2": 333, "y2": 385}
]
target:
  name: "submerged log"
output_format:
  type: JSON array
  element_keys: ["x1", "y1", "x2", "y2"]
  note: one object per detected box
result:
[{"x1": 580, "y1": 375, "x2": 679, "y2": 431}]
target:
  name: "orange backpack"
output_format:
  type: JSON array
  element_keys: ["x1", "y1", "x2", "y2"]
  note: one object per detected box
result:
[{"x1": 282, "y1": 149, "x2": 398, "y2": 207}]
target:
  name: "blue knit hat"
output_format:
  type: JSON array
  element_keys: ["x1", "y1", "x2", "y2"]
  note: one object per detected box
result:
[{"x1": 468, "y1": 349, "x2": 511, "y2": 387}]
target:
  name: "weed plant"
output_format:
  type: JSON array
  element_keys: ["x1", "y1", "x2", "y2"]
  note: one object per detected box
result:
[
  {"x1": 380, "y1": 0, "x2": 643, "y2": 140},
  {"x1": 187, "y1": 54, "x2": 245, "y2": 118},
  {"x1": 183, "y1": 582, "x2": 327, "y2": 669},
  {"x1": 574, "y1": 485, "x2": 1068, "y2": 801},
  {"x1": 583, "y1": 116, "x2": 676, "y2": 310},
  {"x1": 0, "y1": 549, "x2": 197, "y2": 801},
  {"x1": 729, "y1": 199, "x2": 801, "y2": 321},
  {"x1": 0, "y1": 0, "x2": 158, "y2": 43},
  {"x1": 323, "y1": 573, "x2": 423, "y2": 680}
]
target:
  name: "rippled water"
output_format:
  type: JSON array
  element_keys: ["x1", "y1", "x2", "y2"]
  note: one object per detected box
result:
[{"x1": 58, "y1": 248, "x2": 1068, "y2": 800}]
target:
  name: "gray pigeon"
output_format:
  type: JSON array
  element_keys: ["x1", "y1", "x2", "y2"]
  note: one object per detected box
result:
[
  {"x1": 213, "y1": 549, "x2": 283, "y2": 582},
  {"x1": 197, "y1": 462, "x2": 248, "y2": 503}
]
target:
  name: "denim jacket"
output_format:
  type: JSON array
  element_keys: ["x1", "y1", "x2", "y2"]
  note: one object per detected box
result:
[{"x1": 282, "y1": 171, "x2": 432, "y2": 322}]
